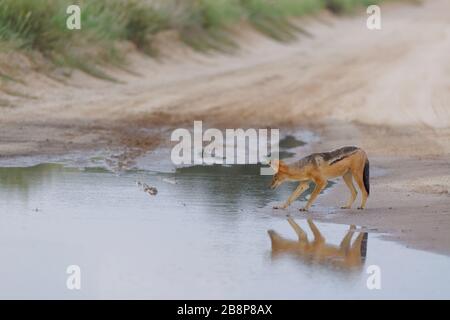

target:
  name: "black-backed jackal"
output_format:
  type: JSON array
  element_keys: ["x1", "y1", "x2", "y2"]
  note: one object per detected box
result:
[
  {"x1": 270, "y1": 146, "x2": 369, "y2": 211},
  {"x1": 268, "y1": 218, "x2": 368, "y2": 270}
]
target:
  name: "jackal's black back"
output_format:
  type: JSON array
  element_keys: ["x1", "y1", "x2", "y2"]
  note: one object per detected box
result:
[
  {"x1": 320, "y1": 146, "x2": 359, "y2": 162},
  {"x1": 295, "y1": 146, "x2": 360, "y2": 168}
]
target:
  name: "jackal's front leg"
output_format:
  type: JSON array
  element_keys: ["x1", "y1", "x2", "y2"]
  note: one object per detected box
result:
[
  {"x1": 300, "y1": 179, "x2": 327, "y2": 211},
  {"x1": 287, "y1": 217, "x2": 308, "y2": 242},
  {"x1": 307, "y1": 219, "x2": 325, "y2": 243},
  {"x1": 273, "y1": 182, "x2": 309, "y2": 209}
]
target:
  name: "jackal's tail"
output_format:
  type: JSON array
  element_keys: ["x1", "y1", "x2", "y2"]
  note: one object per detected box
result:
[
  {"x1": 360, "y1": 232, "x2": 368, "y2": 263},
  {"x1": 363, "y1": 159, "x2": 370, "y2": 195}
]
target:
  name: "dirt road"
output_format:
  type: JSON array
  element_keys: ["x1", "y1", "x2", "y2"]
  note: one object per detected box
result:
[{"x1": 1, "y1": 0, "x2": 449, "y2": 254}]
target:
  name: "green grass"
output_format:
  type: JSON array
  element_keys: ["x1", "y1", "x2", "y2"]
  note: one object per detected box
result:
[
  {"x1": 0, "y1": 0, "x2": 385, "y2": 80},
  {"x1": 324, "y1": 0, "x2": 383, "y2": 13},
  {"x1": 239, "y1": 0, "x2": 326, "y2": 41}
]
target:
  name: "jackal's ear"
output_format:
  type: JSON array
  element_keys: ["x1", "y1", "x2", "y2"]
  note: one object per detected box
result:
[{"x1": 269, "y1": 159, "x2": 280, "y2": 173}]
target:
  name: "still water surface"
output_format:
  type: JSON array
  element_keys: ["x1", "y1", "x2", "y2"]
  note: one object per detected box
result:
[{"x1": 0, "y1": 163, "x2": 449, "y2": 299}]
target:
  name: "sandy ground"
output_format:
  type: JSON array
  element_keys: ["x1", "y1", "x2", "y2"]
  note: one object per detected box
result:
[{"x1": 0, "y1": 0, "x2": 449, "y2": 254}]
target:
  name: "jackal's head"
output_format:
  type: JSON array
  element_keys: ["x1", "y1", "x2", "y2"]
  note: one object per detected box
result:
[{"x1": 269, "y1": 160, "x2": 289, "y2": 189}]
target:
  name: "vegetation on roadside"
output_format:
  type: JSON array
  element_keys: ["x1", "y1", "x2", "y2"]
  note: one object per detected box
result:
[{"x1": 0, "y1": 0, "x2": 383, "y2": 80}]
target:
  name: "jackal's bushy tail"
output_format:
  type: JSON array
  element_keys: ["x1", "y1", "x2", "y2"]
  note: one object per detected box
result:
[
  {"x1": 363, "y1": 160, "x2": 370, "y2": 195},
  {"x1": 360, "y1": 232, "x2": 368, "y2": 262}
]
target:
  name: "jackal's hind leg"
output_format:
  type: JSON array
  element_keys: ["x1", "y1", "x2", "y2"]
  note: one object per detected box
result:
[
  {"x1": 341, "y1": 172, "x2": 357, "y2": 209},
  {"x1": 339, "y1": 225, "x2": 356, "y2": 254},
  {"x1": 353, "y1": 170, "x2": 368, "y2": 209},
  {"x1": 348, "y1": 232, "x2": 368, "y2": 261},
  {"x1": 351, "y1": 232, "x2": 366, "y2": 251}
]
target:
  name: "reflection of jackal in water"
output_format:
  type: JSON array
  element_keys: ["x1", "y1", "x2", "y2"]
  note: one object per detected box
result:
[{"x1": 268, "y1": 218, "x2": 368, "y2": 270}]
